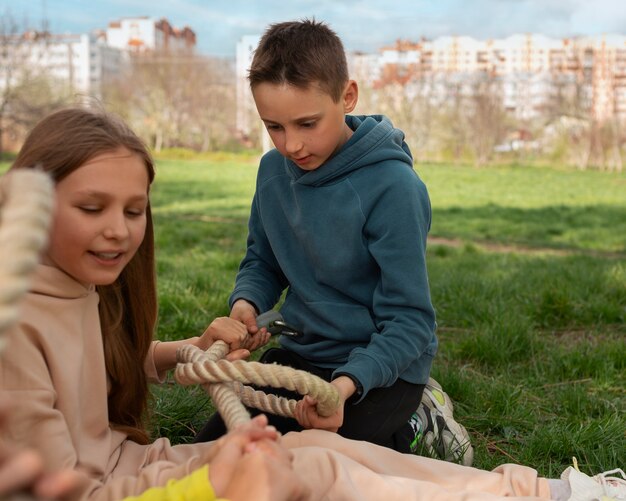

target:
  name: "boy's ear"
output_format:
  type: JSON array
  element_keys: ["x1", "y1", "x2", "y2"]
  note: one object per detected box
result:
[{"x1": 342, "y1": 80, "x2": 358, "y2": 113}]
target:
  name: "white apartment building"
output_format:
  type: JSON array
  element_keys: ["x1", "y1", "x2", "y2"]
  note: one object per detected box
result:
[
  {"x1": 1, "y1": 16, "x2": 197, "y2": 103},
  {"x1": 235, "y1": 35, "x2": 260, "y2": 141},
  {"x1": 1, "y1": 31, "x2": 126, "y2": 98}
]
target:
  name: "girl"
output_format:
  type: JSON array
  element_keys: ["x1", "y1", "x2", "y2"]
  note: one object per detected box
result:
[
  {"x1": 0, "y1": 107, "x2": 622, "y2": 501},
  {"x1": 0, "y1": 106, "x2": 303, "y2": 501}
]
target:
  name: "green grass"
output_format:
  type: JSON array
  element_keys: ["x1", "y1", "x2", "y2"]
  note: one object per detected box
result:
[
  {"x1": 149, "y1": 158, "x2": 625, "y2": 477},
  {"x1": 419, "y1": 163, "x2": 626, "y2": 253},
  {"x1": 4, "y1": 157, "x2": 624, "y2": 477}
]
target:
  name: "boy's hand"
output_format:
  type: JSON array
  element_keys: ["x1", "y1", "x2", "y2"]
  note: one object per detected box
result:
[
  {"x1": 293, "y1": 376, "x2": 356, "y2": 432},
  {"x1": 294, "y1": 395, "x2": 345, "y2": 432},
  {"x1": 230, "y1": 299, "x2": 260, "y2": 333},
  {"x1": 230, "y1": 299, "x2": 271, "y2": 351}
]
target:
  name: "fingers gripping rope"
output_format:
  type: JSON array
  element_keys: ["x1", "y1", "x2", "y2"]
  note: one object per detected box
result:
[
  {"x1": 0, "y1": 170, "x2": 54, "y2": 344},
  {"x1": 174, "y1": 341, "x2": 341, "y2": 431}
]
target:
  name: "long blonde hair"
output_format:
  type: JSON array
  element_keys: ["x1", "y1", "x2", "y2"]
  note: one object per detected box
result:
[{"x1": 11, "y1": 107, "x2": 157, "y2": 443}]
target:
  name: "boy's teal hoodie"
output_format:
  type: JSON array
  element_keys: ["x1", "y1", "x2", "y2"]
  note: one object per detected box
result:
[{"x1": 230, "y1": 114, "x2": 437, "y2": 399}]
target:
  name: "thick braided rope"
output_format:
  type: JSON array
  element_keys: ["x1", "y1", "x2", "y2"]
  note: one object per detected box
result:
[
  {"x1": 0, "y1": 170, "x2": 54, "y2": 345},
  {"x1": 175, "y1": 340, "x2": 341, "y2": 430},
  {"x1": 191, "y1": 339, "x2": 252, "y2": 430}
]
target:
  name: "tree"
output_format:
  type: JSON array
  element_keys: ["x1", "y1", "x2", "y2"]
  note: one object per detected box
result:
[
  {"x1": 465, "y1": 74, "x2": 508, "y2": 166},
  {"x1": 105, "y1": 52, "x2": 236, "y2": 152},
  {"x1": 0, "y1": 12, "x2": 71, "y2": 157}
]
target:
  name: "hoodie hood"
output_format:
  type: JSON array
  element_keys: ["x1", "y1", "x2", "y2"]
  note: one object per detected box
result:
[
  {"x1": 285, "y1": 115, "x2": 414, "y2": 187},
  {"x1": 30, "y1": 264, "x2": 94, "y2": 300}
]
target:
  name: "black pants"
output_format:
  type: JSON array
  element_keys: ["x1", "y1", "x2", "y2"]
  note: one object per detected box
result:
[{"x1": 194, "y1": 347, "x2": 424, "y2": 453}]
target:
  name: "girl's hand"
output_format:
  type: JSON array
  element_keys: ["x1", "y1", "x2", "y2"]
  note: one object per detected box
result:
[
  {"x1": 206, "y1": 415, "x2": 278, "y2": 489},
  {"x1": 0, "y1": 395, "x2": 87, "y2": 499},
  {"x1": 221, "y1": 443, "x2": 309, "y2": 501},
  {"x1": 198, "y1": 316, "x2": 248, "y2": 351},
  {"x1": 206, "y1": 415, "x2": 307, "y2": 501},
  {"x1": 225, "y1": 348, "x2": 251, "y2": 362}
]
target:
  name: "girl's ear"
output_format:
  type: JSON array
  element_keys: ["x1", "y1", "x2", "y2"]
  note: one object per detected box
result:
[{"x1": 343, "y1": 80, "x2": 359, "y2": 113}]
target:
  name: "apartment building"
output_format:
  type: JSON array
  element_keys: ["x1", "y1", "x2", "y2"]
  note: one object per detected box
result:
[
  {"x1": 372, "y1": 33, "x2": 626, "y2": 122},
  {"x1": 0, "y1": 31, "x2": 126, "y2": 98},
  {"x1": 235, "y1": 35, "x2": 260, "y2": 142},
  {"x1": 106, "y1": 16, "x2": 196, "y2": 53},
  {"x1": 1, "y1": 16, "x2": 197, "y2": 102}
]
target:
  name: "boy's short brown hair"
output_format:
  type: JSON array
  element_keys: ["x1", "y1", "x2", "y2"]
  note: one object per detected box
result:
[{"x1": 248, "y1": 19, "x2": 349, "y2": 103}]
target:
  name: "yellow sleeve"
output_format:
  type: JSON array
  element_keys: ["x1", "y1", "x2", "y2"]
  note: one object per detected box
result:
[{"x1": 122, "y1": 465, "x2": 230, "y2": 501}]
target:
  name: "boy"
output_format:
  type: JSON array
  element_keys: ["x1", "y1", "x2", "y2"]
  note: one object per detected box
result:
[{"x1": 197, "y1": 19, "x2": 472, "y2": 464}]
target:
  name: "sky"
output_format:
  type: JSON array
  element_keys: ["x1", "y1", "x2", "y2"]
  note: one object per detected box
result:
[{"x1": 2, "y1": 0, "x2": 625, "y2": 58}]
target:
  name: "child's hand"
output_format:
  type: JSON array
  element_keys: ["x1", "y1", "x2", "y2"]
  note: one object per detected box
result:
[
  {"x1": 0, "y1": 396, "x2": 87, "y2": 499},
  {"x1": 206, "y1": 415, "x2": 279, "y2": 491},
  {"x1": 221, "y1": 442, "x2": 309, "y2": 501},
  {"x1": 240, "y1": 329, "x2": 271, "y2": 352},
  {"x1": 294, "y1": 394, "x2": 345, "y2": 432},
  {"x1": 206, "y1": 414, "x2": 307, "y2": 501},
  {"x1": 230, "y1": 300, "x2": 272, "y2": 351},
  {"x1": 230, "y1": 299, "x2": 260, "y2": 334},
  {"x1": 198, "y1": 316, "x2": 248, "y2": 351},
  {"x1": 206, "y1": 415, "x2": 279, "y2": 463},
  {"x1": 294, "y1": 375, "x2": 355, "y2": 432},
  {"x1": 224, "y1": 349, "x2": 251, "y2": 361}
]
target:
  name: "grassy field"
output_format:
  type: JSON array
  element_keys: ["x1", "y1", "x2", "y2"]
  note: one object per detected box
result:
[
  {"x1": 3, "y1": 157, "x2": 624, "y2": 477},
  {"x1": 149, "y1": 157, "x2": 625, "y2": 478}
]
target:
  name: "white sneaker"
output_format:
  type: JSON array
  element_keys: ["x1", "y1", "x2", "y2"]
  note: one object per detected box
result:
[
  {"x1": 409, "y1": 377, "x2": 474, "y2": 466},
  {"x1": 563, "y1": 463, "x2": 626, "y2": 501}
]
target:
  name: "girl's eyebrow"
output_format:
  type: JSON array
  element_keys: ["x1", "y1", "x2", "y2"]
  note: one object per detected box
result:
[{"x1": 74, "y1": 190, "x2": 148, "y2": 202}]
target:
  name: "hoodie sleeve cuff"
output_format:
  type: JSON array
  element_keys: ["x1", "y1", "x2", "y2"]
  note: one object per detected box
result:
[{"x1": 333, "y1": 372, "x2": 364, "y2": 404}]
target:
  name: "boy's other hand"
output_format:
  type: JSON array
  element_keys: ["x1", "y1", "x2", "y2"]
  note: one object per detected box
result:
[
  {"x1": 294, "y1": 375, "x2": 356, "y2": 432},
  {"x1": 294, "y1": 394, "x2": 345, "y2": 433}
]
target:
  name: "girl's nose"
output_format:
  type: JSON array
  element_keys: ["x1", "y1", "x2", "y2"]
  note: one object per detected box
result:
[{"x1": 103, "y1": 212, "x2": 129, "y2": 240}]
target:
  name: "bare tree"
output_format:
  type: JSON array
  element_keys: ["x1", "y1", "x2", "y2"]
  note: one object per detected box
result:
[
  {"x1": 106, "y1": 52, "x2": 235, "y2": 152},
  {"x1": 436, "y1": 78, "x2": 470, "y2": 162},
  {"x1": 465, "y1": 75, "x2": 508, "y2": 166}
]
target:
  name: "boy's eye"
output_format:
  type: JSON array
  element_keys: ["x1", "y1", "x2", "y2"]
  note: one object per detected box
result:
[
  {"x1": 265, "y1": 124, "x2": 282, "y2": 131},
  {"x1": 300, "y1": 121, "x2": 316, "y2": 128}
]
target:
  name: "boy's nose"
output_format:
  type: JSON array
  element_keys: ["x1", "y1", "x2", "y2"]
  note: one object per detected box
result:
[{"x1": 284, "y1": 132, "x2": 303, "y2": 154}]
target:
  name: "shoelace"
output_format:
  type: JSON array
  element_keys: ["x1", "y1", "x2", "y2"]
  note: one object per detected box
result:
[
  {"x1": 593, "y1": 468, "x2": 626, "y2": 498},
  {"x1": 572, "y1": 457, "x2": 626, "y2": 499}
]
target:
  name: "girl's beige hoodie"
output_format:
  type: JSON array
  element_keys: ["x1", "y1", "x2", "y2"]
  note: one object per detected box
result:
[{"x1": 0, "y1": 265, "x2": 211, "y2": 500}]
